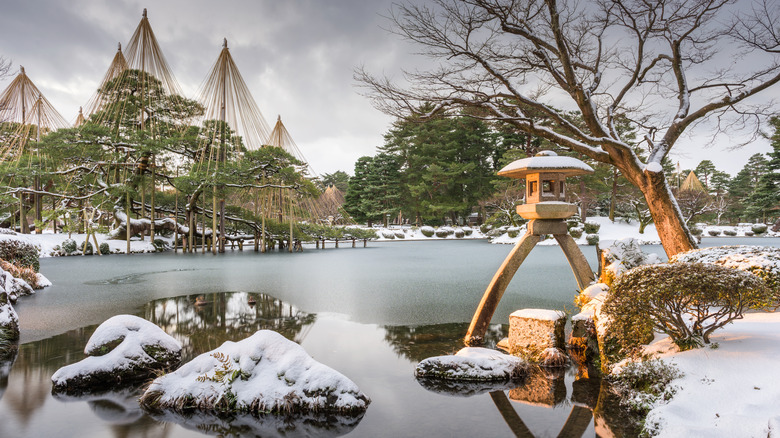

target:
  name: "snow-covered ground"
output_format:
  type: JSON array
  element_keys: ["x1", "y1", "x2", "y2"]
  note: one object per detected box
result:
[
  {"x1": 0, "y1": 231, "x2": 173, "y2": 257},
  {"x1": 642, "y1": 312, "x2": 780, "y2": 437}
]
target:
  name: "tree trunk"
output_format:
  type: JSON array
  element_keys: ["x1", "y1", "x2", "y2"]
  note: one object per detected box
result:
[{"x1": 636, "y1": 170, "x2": 697, "y2": 257}]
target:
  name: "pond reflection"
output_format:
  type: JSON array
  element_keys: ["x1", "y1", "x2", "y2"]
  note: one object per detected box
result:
[{"x1": 143, "y1": 292, "x2": 317, "y2": 361}]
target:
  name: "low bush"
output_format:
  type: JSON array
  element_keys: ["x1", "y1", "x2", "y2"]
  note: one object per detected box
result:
[
  {"x1": 462, "y1": 227, "x2": 473, "y2": 236},
  {"x1": 434, "y1": 229, "x2": 449, "y2": 238},
  {"x1": 380, "y1": 230, "x2": 396, "y2": 239},
  {"x1": 454, "y1": 229, "x2": 465, "y2": 238},
  {"x1": 567, "y1": 219, "x2": 580, "y2": 229},
  {"x1": 506, "y1": 227, "x2": 520, "y2": 238},
  {"x1": 99, "y1": 243, "x2": 111, "y2": 255},
  {"x1": 421, "y1": 226, "x2": 435, "y2": 238},
  {"x1": 723, "y1": 229, "x2": 737, "y2": 236},
  {"x1": 670, "y1": 245, "x2": 780, "y2": 304},
  {"x1": 707, "y1": 230, "x2": 721, "y2": 236},
  {"x1": 586, "y1": 234, "x2": 599, "y2": 245},
  {"x1": 608, "y1": 359, "x2": 682, "y2": 416},
  {"x1": 152, "y1": 239, "x2": 168, "y2": 251},
  {"x1": 0, "y1": 239, "x2": 40, "y2": 272},
  {"x1": 752, "y1": 224, "x2": 768, "y2": 235},
  {"x1": 0, "y1": 260, "x2": 39, "y2": 289},
  {"x1": 569, "y1": 228, "x2": 583, "y2": 239},
  {"x1": 62, "y1": 239, "x2": 78, "y2": 255},
  {"x1": 81, "y1": 241, "x2": 94, "y2": 255},
  {"x1": 690, "y1": 227, "x2": 703, "y2": 236},
  {"x1": 479, "y1": 224, "x2": 490, "y2": 235},
  {"x1": 584, "y1": 221, "x2": 601, "y2": 234},
  {"x1": 603, "y1": 263, "x2": 770, "y2": 352},
  {"x1": 394, "y1": 231, "x2": 405, "y2": 239}
]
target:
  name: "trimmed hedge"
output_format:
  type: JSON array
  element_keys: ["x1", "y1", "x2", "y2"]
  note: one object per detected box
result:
[
  {"x1": 584, "y1": 222, "x2": 601, "y2": 234},
  {"x1": 603, "y1": 263, "x2": 770, "y2": 351},
  {"x1": 586, "y1": 234, "x2": 599, "y2": 245}
]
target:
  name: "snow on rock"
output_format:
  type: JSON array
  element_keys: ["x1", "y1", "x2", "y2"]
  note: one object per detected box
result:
[
  {"x1": 140, "y1": 330, "x2": 369, "y2": 415},
  {"x1": 415, "y1": 347, "x2": 529, "y2": 381},
  {"x1": 52, "y1": 315, "x2": 182, "y2": 394},
  {"x1": 0, "y1": 268, "x2": 34, "y2": 303},
  {"x1": 510, "y1": 309, "x2": 565, "y2": 321},
  {"x1": 0, "y1": 291, "x2": 19, "y2": 343}
]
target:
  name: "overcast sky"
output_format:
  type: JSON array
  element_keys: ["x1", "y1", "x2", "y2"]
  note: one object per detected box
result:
[{"x1": 0, "y1": 0, "x2": 774, "y2": 177}]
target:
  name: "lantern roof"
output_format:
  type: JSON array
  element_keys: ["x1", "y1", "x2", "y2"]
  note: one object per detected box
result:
[{"x1": 497, "y1": 151, "x2": 594, "y2": 179}]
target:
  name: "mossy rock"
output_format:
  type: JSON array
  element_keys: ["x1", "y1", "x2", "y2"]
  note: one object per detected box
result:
[{"x1": 752, "y1": 224, "x2": 768, "y2": 235}]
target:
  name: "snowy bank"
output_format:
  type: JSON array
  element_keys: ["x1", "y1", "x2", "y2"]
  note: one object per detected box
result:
[
  {"x1": 641, "y1": 312, "x2": 780, "y2": 437},
  {"x1": 140, "y1": 330, "x2": 369, "y2": 415},
  {"x1": 52, "y1": 315, "x2": 182, "y2": 393},
  {"x1": 415, "y1": 347, "x2": 529, "y2": 382}
]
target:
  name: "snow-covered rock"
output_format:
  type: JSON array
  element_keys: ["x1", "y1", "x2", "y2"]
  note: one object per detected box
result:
[
  {"x1": 0, "y1": 291, "x2": 19, "y2": 344},
  {"x1": 52, "y1": 315, "x2": 182, "y2": 393},
  {"x1": 415, "y1": 347, "x2": 529, "y2": 381},
  {"x1": 139, "y1": 330, "x2": 369, "y2": 415}
]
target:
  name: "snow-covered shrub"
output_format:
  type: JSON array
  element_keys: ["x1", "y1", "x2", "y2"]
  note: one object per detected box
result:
[
  {"x1": 723, "y1": 229, "x2": 737, "y2": 236},
  {"x1": 479, "y1": 224, "x2": 490, "y2": 234},
  {"x1": 566, "y1": 219, "x2": 580, "y2": 229},
  {"x1": 690, "y1": 227, "x2": 703, "y2": 236},
  {"x1": 443, "y1": 226, "x2": 455, "y2": 236},
  {"x1": 669, "y1": 245, "x2": 780, "y2": 303},
  {"x1": 752, "y1": 224, "x2": 768, "y2": 235},
  {"x1": 454, "y1": 229, "x2": 465, "y2": 238},
  {"x1": 569, "y1": 228, "x2": 583, "y2": 239},
  {"x1": 604, "y1": 263, "x2": 770, "y2": 351},
  {"x1": 599, "y1": 238, "x2": 661, "y2": 286},
  {"x1": 584, "y1": 221, "x2": 601, "y2": 234},
  {"x1": 707, "y1": 229, "x2": 721, "y2": 236},
  {"x1": 380, "y1": 230, "x2": 395, "y2": 239},
  {"x1": 435, "y1": 228, "x2": 449, "y2": 238},
  {"x1": 394, "y1": 231, "x2": 405, "y2": 239},
  {"x1": 507, "y1": 227, "x2": 520, "y2": 238},
  {"x1": 140, "y1": 330, "x2": 369, "y2": 415},
  {"x1": 152, "y1": 239, "x2": 168, "y2": 252},
  {"x1": 462, "y1": 226, "x2": 473, "y2": 236},
  {"x1": 421, "y1": 226, "x2": 435, "y2": 238},
  {"x1": 99, "y1": 243, "x2": 110, "y2": 255},
  {"x1": 81, "y1": 241, "x2": 94, "y2": 255},
  {"x1": 586, "y1": 234, "x2": 599, "y2": 245},
  {"x1": 62, "y1": 238, "x2": 78, "y2": 255},
  {"x1": 0, "y1": 238, "x2": 40, "y2": 272},
  {"x1": 609, "y1": 359, "x2": 682, "y2": 416},
  {"x1": 745, "y1": 231, "x2": 755, "y2": 236}
]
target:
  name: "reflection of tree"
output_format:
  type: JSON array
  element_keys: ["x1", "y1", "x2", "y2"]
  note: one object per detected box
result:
[
  {"x1": 144, "y1": 292, "x2": 316, "y2": 361},
  {"x1": 383, "y1": 322, "x2": 506, "y2": 363}
]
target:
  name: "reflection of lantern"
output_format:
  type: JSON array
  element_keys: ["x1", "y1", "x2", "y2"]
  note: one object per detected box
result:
[
  {"x1": 465, "y1": 151, "x2": 595, "y2": 346},
  {"x1": 497, "y1": 150, "x2": 592, "y2": 219}
]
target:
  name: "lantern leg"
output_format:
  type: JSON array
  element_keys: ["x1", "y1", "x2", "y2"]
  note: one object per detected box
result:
[
  {"x1": 465, "y1": 231, "x2": 541, "y2": 346},
  {"x1": 554, "y1": 233, "x2": 595, "y2": 290}
]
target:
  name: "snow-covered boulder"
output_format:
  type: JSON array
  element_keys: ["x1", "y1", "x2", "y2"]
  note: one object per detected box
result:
[
  {"x1": 0, "y1": 291, "x2": 19, "y2": 344},
  {"x1": 139, "y1": 330, "x2": 370, "y2": 415},
  {"x1": 0, "y1": 265, "x2": 34, "y2": 303},
  {"x1": 52, "y1": 315, "x2": 182, "y2": 393},
  {"x1": 415, "y1": 347, "x2": 529, "y2": 382}
]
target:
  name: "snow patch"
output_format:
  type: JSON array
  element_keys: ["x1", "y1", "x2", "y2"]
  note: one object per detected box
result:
[
  {"x1": 415, "y1": 347, "x2": 529, "y2": 381},
  {"x1": 510, "y1": 309, "x2": 566, "y2": 321}
]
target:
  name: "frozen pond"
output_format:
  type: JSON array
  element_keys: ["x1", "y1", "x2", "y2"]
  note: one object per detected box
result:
[{"x1": 1, "y1": 237, "x2": 777, "y2": 437}]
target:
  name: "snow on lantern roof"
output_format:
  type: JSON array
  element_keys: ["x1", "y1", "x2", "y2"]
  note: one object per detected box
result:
[{"x1": 498, "y1": 151, "x2": 594, "y2": 179}]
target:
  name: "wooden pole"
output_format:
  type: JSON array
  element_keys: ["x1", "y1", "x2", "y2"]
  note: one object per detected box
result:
[
  {"x1": 150, "y1": 156, "x2": 155, "y2": 242},
  {"x1": 126, "y1": 190, "x2": 131, "y2": 254},
  {"x1": 288, "y1": 190, "x2": 294, "y2": 253}
]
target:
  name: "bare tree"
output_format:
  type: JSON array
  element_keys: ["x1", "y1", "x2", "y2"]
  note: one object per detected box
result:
[{"x1": 357, "y1": 0, "x2": 780, "y2": 256}]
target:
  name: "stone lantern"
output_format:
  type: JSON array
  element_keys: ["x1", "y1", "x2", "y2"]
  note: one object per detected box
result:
[{"x1": 465, "y1": 151, "x2": 596, "y2": 346}]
